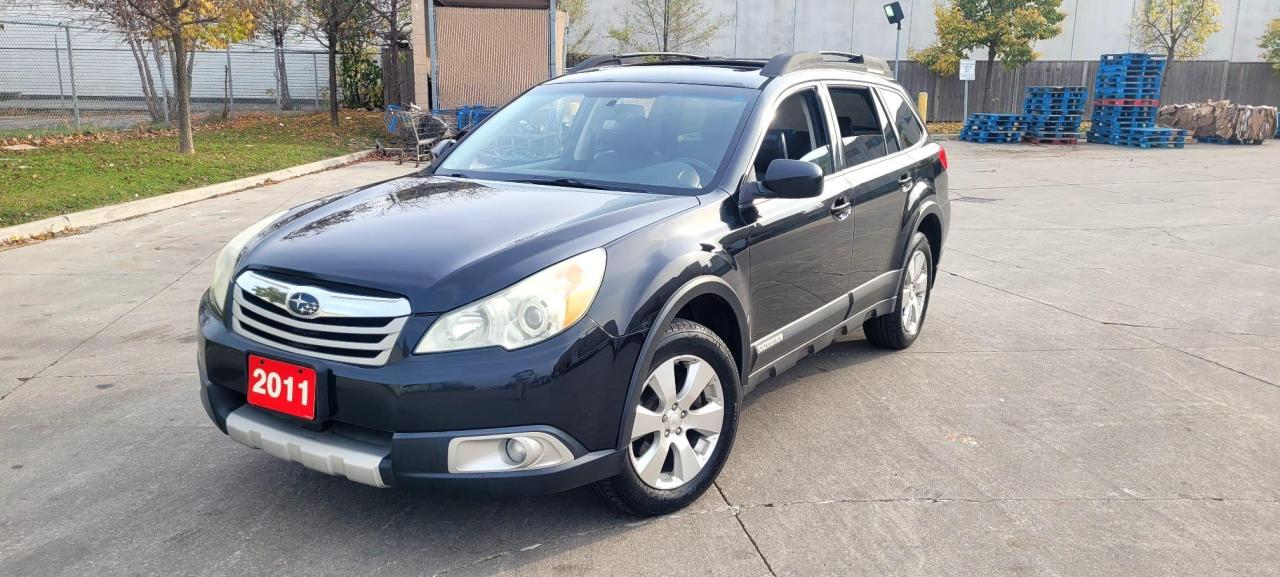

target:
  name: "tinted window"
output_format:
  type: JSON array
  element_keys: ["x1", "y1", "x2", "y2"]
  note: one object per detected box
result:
[
  {"x1": 878, "y1": 89, "x2": 925, "y2": 149},
  {"x1": 753, "y1": 89, "x2": 834, "y2": 177},
  {"x1": 828, "y1": 87, "x2": 890, "y2": 169},
  {"x1": 438, "y1": 83, "x2": 752, "y2": 192}
]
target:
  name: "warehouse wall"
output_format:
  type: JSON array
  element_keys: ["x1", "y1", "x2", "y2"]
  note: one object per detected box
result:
[{"x1": 581, "y1": 0, "x2": 1279, "y2": 63}]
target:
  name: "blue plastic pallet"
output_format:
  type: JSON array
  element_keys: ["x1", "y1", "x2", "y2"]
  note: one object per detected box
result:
[
  {"x1": 1026, "y1": 130, "x2": 1083, "y2": 138},
  {"x1": 964, "y1": 123, "x2": 1025, "y2": 132},
  {"x1": 1025, "y1": 113, "x2": 1083, "y2": 122},
  {"x1": 1025, "y1": 85, "x2": 1087, "y2": 92},
  {"x1": 1088, "y1": 129, "x2": 1185, "y2": 141},
  {"x1": 959, "y1": 133, "x2": 1024, "y2": 143},
  {"x1": 1091, "y1": 110, "x2": 1158, "y2": 121},
  {"x1": 1099, "y1": 53, "x2": 1166, "y2": 63},
  {"x1": 1022, "y1": 100, "x2": 1087, "y2": 110},
  {"x1": 1091, "y1": 121, "x2": 1158, "y2": 131},
  {"x1": 1098, "y1": 61, "x2": 1165, "y2": 70},
  {"x1": 1089, "y1": 127, "x2": 1187, "y2": 140}
]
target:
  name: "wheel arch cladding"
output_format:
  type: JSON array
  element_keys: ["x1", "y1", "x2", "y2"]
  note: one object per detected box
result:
[
  {"x1": 675, "y1": 292, "x2": 744, "y2": 378},
  {"x1": 918, "y1": 211, "x2": 943, "y2": 271},
  {"x1": 614, "y1": 276, "x2": 748, "y2": 450}
]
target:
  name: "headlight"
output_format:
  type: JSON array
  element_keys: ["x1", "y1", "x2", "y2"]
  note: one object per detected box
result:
[
  {"x1": 209, "y1": 211, "x2": 286, "y2": 314},
  {"x1": 416, "y1": 249, "x2": 607, "y2": 353}
]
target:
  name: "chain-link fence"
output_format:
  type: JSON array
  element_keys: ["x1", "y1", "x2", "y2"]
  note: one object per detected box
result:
[{"x1": 0, "y1": 20, "x2": 332, "y2": 135}]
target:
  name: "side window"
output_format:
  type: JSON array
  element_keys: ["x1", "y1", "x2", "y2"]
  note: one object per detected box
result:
[
  {"x1": 828, "y1": 87, "x2": 890, "y2": 170},
  {"x1": 753, "y1": 89, "x2": 834, "y2": 177},
  {"x1": 878, "y1": 89, "x2": 925, "y2": 149}
]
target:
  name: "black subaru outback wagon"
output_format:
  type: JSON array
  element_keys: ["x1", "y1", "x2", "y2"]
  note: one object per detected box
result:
[{"x1": 198, "y1": 51, "x2": 949, "y2": 516}]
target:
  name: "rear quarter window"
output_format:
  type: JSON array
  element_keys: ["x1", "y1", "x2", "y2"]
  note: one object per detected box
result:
[{"x1": 878, "y1": 89, "x2": 925, "y2": 149}]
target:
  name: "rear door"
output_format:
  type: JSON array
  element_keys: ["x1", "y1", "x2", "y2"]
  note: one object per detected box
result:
[
  {"x1": 875, "y1": 87, "x2": 934, "y2": 274},
  {"x1": 825, "y1": 83, "x2": 912, "y2": 305}
]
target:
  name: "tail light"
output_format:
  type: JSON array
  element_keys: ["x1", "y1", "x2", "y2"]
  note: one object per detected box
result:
[{"x1": 938, "y1": 146, "x2": 949, "y2": 170}]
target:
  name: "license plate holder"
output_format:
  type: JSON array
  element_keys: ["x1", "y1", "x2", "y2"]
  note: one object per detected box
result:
[{"x1": 246, "y1": 355, "x2": 318, "y2": 421}]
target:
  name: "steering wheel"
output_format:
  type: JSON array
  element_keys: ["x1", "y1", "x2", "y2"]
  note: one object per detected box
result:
[{"x1": 672, "y1": 157, "x2": 716, "y2": 181}]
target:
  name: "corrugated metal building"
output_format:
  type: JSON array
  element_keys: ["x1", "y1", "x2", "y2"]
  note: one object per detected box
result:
[{"x1": 409, "y1": 0, "x2": 565, "y2": 109}]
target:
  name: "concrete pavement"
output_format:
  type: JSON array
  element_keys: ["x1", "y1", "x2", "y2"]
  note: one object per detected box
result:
[{"x1": 1, "y1": 144, "x2": 1278, "y2": 576}]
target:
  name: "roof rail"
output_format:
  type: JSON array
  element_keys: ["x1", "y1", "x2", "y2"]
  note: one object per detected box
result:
[
  {"x1": 570, "y1": 52, "x2": 709, "y2": 73},
  {"x1": 760, "y1": 51, "x2": 893, "y2": 78}
]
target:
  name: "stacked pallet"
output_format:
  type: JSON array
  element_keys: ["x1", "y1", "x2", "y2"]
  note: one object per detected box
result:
[
  {"x1": 1022, "y1": 86, "x2": 1086, "y2": 144},
  {"x1": 959, "y1": 113, "x2": 1026, "y2": 143},
  {"x1": 1087, "y1": 53, "x2": 1187, "y2": 149}
]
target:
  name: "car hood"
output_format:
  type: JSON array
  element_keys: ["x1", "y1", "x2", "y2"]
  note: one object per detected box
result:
[{"x1": 240, "y1": 175, "x2": 698, "y2": 313}]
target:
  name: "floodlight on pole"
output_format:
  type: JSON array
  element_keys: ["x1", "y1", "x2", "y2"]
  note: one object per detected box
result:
[{"x1": 883, "y1": 2, "x2": 904, "y2": 79}]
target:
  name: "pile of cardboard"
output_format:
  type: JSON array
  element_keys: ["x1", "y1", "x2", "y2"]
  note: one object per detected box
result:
[{"x1": 1158, "y1": 100, "x2": 1278, "y2": 144}]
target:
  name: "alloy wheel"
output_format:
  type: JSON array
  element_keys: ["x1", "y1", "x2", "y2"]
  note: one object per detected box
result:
[
  {"x1": 900, "y1": 249, "x2": 929, "y2": 335},
  {"x1": 629, "y1": 354, "x2": 726, "y2": 490}
]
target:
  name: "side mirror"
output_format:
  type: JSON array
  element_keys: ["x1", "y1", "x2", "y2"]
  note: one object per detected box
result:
[
  {"x1": 760, "y1": 158, "x2": 823, "y2": 199},
  {"x1": 430, "y1": 138, "x2": 457, "y2": 158}
]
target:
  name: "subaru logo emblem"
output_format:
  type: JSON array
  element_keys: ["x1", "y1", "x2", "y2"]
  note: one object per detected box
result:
[{"x1": 286, "y1": 292, "x2": 321, "y2": 318}]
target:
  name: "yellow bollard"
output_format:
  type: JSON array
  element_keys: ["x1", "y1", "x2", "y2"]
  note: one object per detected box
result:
[{"x1": 917, "y1": 92, "x2": 929, "y2": 123}]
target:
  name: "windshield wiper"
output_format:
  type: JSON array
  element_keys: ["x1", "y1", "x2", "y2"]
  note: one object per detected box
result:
[{"x1": 513, "y1": 177, "x2": 639, "y2": 192}]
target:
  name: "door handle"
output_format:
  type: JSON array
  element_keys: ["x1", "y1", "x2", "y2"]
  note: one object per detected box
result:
[
  {"x1": 898, "y1": 174, "x2": 913, "y2": 189},
  {"x1": 829, "y1": 197, "x2": 852, "y2": 220}
]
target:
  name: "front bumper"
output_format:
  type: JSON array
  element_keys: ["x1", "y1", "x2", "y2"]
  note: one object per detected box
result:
[{"x1": 198, "y1": 295, "x2": 641, "y2": 493}]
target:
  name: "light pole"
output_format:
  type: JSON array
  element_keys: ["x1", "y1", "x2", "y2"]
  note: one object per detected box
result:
[{"x1": 883, "y1": 2, "x2": 904, "y2": 79}]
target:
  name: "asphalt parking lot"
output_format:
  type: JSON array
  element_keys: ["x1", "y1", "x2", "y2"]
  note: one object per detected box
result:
[{"x1": 2, "y1": 142, "x2": 1278, "y2": 576}]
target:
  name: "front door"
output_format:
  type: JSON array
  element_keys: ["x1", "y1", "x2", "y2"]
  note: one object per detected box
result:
[{"x1": 746, "y1": 86, "x2": 853, "y2": 367}]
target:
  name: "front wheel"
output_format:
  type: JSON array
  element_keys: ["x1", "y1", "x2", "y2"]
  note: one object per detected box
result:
[
  {"x1": 863, "y1": 231, "x2": 934, "y2": 349},
  {"x1": 594, "y1": 319, "x2": 740, "y2": 517}
]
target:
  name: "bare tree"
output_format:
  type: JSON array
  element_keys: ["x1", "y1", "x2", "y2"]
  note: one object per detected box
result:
[
  {"x1": 302, "y1": 0, "x2": 366, "y2": 126},
  {"x1": 67, "y1": 0, "x2": 171, "y2": 123},
  {"x1": 560, "y1": 0, "x2": 594, "y2": 60},
  {"x1": 105, "y1": 0, "x2": 256, "y2": 152},
  {"x1": 607, "y1": 0, "x2": 728, "y2": 53},
  {"x1": 257, "y1": 0, "x2": 302, "y2": 110},
  {"x1": 1132, "y1": 0, "x2": 1222, "y2": 86},
  {"x1": 370, "y1": 0, "x2": 411, "y2": 106}
]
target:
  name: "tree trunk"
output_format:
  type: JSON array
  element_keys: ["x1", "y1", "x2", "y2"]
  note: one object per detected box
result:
[
  {"x1": 274, "y1": 30, "x2": 293, "y2": 111},
  {"x1": 387, "y1": 27, "x2": 400, "y2": 106},
  {"x1": 126, "y1": 35, "x2": 164, "y2": 123},
  {"x1": 170, "y1": 30, "x2": 194, "y2": 153},
  {"x1": 150, "y1": 38, "x2": 174, "y2": 119},
  {"x1": 981, "y1": 44, "x2": 998, "y2": 113},
  {"x1": 327, "y1": 27, "x2": 340, "y2": 126},
  {"x1": 661, "y1": 0, "x2": 670, "y2": 51}
]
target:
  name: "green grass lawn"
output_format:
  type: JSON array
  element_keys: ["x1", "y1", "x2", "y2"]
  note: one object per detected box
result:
[{"x1": 0, "y1": 111, "x2": 384, "y2": 227}]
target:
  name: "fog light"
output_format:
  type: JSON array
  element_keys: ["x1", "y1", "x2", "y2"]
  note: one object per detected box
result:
[
  {"x1": 503, "y1": 436, "x2": 543, "y2": 467},
  {"x1": 447, "y1": 431, "x2": 574, "y2": 473}
]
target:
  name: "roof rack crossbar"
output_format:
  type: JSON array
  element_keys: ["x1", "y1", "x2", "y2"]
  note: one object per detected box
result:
[
  {"x1": 760, "y1": 51, "x2": 894, "y2": 78},
  {"x1": 570, "y1": 52, "x2": 709, "y2": 73}
]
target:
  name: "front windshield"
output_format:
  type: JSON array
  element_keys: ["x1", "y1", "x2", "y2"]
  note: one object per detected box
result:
[{"x1": 436, "y1": 82, "x2": 755, "y2": 192}]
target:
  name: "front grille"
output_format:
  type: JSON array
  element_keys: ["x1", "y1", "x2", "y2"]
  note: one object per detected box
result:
[{"x1": 230, "y1": 271, "x2": 411, "y2": 366}]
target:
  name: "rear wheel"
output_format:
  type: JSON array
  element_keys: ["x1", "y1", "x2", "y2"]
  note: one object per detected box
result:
[
  {"x1": 864, "y1": 232, "x2": 933, "y2": 349},
  {"x1": 594, "y1": 319, "x2": 740, "y2": 516}
]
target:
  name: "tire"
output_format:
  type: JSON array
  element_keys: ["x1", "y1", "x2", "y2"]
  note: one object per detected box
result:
[
  {"x1": 864, "y1": 232, "x2": 934, "y2": 349},
  {"x1": 594, "y1": 319, "x2": 741, "y2": 517}
]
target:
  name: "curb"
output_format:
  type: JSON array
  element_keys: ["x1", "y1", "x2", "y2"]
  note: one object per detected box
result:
[{"x1": 1, "y1": 149, "x2": 373, "y2": 243}]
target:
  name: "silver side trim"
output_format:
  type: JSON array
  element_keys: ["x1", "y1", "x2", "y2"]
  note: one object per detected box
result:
[{"x1": 226, "y1": 406, "x2": 390, "y2": 488}]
